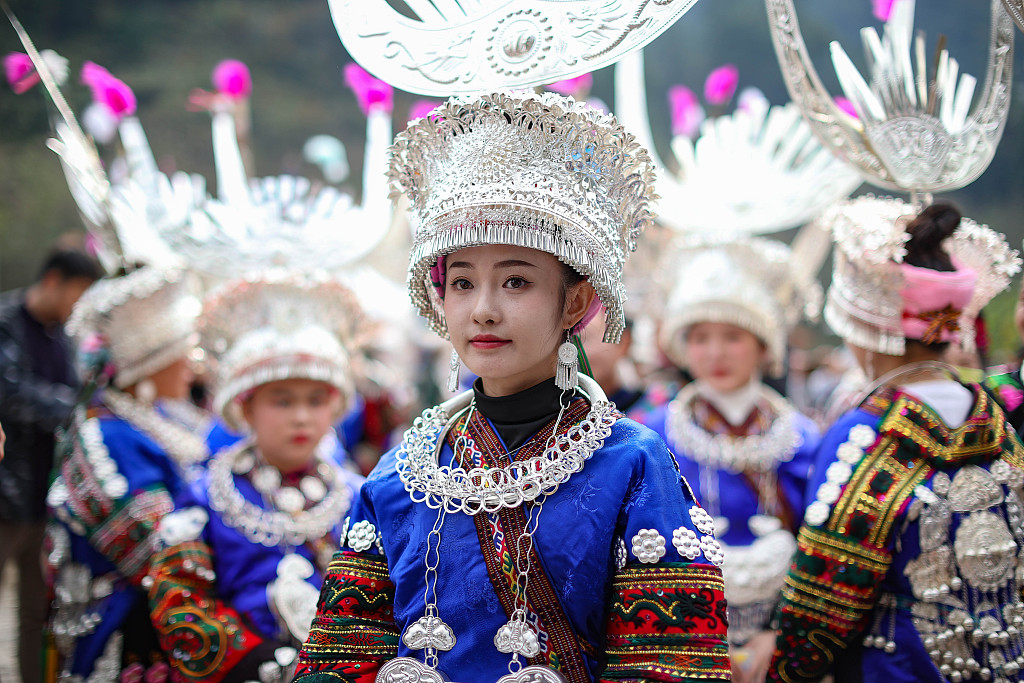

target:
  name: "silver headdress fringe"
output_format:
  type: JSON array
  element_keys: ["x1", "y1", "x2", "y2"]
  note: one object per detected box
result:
[
  {"x1": 200, "y1": 272, "x2": 366, "y2": 431},
  {"x1": 819, "y1": 195, "x2": 1021, "y2": 355},
  {"x1": 67, "y1": 268, "x2": 201, "y2": 389},
  {"x1": 658, "y1": 236, "x2": 822, "y2": 376},
  {"x1": 389, "y1": 91, "x2": 657, "y2": 344}
]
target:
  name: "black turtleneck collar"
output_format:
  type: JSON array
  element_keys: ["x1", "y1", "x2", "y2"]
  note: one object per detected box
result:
[{"x1": 472, "y1": 377, "x2": 569, "y2": 452}]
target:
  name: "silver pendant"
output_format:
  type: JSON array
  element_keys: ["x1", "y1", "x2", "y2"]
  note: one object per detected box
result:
[
  {"x1": 954, "y1": 511, "x2": 1017, "y2": 591},
  {"x1": 947, "y1": 465, "x2": 1004, "y2": 513},
  {"x1": 495, "y1": 666, "x2": 570, "y2": 683},
  {"x1": 267, "y1": 554, "x2": 320, "y2": 642},
  {"x1": 376, "y1": 657, "x2": 450, "y2": 683},
  {"x1": 494, "y1": 620, "x2": 541, "y2": 658},
  {"x1": 402, "y1": 615, "x2": 457, "y2": 652}
]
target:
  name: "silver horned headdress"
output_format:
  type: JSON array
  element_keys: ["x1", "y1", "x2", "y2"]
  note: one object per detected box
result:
[
  {"x1": 659, "y1": 236, "x2": 822, "y2": 375},
  {"x1": 199, "y1": 272, "x2": 366, "y2": 430},
  {"x1": 614, "y1": 49, "x2": 862, "y2": 236},
  {"x1": 67, "y1": 268, "x2": 201, "y2": 389},
  {"x1": 329, "y1": 0, "x2": 701, "y2": 96},
  {"x1": 389, "y1": 91, "x2": 657, "y2": 344},
  {"x1": 820, "y1": 195, "x2": 1020, "y2": 355},
  {"x1": 766, "y1": 0, "x2": 1013, "y2": 195}
]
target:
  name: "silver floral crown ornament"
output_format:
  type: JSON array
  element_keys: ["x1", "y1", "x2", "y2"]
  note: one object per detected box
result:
[
  {"x1": 819, "y1": 195, "x2": 1021, "y2": 356},
  {"x1": 155, "y1": 63, "x2": 394, "y2": 282},
  {"x1": 329, "y1": 0, "x2": 701, "y2": 96},
  {"x1": 766, "y1": 0, "x2": 1013, "y2": 197},
  {"x1": 67, "y1": 268, "x2": 202, "y2": 389},
  {"x1": 658, "y1": 236, "x2": 822, "y2": 375},
  {"x1": 613, "y1": 49, "x2": 862, "y2": 236},
  {"x1": 389, "y1": 91, "x2": 657, "y2": 344},
  {"x1": 199, "y1": 271, "x2": 367, "y2": 430}
]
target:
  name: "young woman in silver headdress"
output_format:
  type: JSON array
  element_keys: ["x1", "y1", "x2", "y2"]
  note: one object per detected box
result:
[
  {"x1": 768, "y1": 198, "x2": 1024, "y2": 683},
  {"x1": 46, "y1": 267, "x2": 269, "y2": 683},
  {"x1": 641, "y1": 237, "x2": 820, "y2": 682},
  {"x1": 145, "y1": 273, "x2": 366, "y2": 682},
  {"x1": 293, "y1": 92, "x2": 731, "y2": 683}
]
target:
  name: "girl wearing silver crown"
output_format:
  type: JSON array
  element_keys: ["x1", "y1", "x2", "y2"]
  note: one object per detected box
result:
[
  {"x1": 293, "y1": 92, "x2": 731, "y2": 683},
  {"x1": 767, "y1": 198, "x2": 1024, "y2": 683},
  {"x1": 46, "y1": 267, "x2": 272, "y2": 683},
  {"x1": 641, "y1": 237, "x2": 820, "y2": 682},
  {"x1": 146, "y1": 273, "x2": 366, "y2": 682}
]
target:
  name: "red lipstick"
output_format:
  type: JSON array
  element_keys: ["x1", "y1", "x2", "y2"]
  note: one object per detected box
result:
[{"x1": 470, "y1": 334, "x2": 511, "y2": 349}]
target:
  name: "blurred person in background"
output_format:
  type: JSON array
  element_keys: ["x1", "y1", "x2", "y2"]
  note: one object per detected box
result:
[{"x1": 0, "y1": 247, "x2": 102, "y2": 683}]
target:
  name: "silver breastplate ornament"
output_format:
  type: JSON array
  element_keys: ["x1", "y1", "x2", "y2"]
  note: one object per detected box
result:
[{"x1": 903, "y1": 463, "x2": 1024, "y2": 682}]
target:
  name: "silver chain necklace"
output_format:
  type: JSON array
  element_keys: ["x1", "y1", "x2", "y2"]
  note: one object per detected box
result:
[
  {"x1": 395, "y1": 375, "x2": 618, "y2": 515},
  {"x1": 207, "y1": 441, "x2": 352, "y2": 548}
]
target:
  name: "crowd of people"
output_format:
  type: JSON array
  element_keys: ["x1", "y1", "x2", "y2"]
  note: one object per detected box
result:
[{"x1": 3, "y1": 1, "x2": 1024, "y2": 683}]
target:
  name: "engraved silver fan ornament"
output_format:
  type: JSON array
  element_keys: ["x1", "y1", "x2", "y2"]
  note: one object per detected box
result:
[
  {"x1": 614, "y1": 48, "x2": 863, "y2": 236},
  {"x1": 1001, "y1": 0, "x2": 1024, "y2": 33},
  {"x1": 766, "y1": 0, "x2": 1014, "y2": 197},
  {"x1": 329, "y1": 0, "x2": 702, "y2": 95}
]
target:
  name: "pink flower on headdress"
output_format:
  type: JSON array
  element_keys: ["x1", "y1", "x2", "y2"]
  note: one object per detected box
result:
[
  {"x1": 835, "y1": 96, "x2": 859, "y2": 119},
  {"x1": 704, "y1": 64, "x2": 739, "y2": 107},
  {"x1": 344, "y1": 63, "x2": 393, "y2": 115},
  {"x1": 873, "y1": 0, "x2": 899, "y2": 21},
  {"x1": 212, "y1": 60, "x2": 251, "y2": 100},
  {"x1": 408, "y1": 100, "x2": 439, "y2": 122},
  {"x1": 81, "y1": 332, "x2": 108, "y2": 355},
  {"x1": 546, "y1": 73, "x2": 593, "y2": 98},
  {"x1": 143, "y1": 662, "x2": 170, "y2": 683},
  {"x1": 4, "y1": 52, "x2": 38, "y2": 94},
  {"x1": 80, "y1": 62, "x2": 136, "y2": 121},
  {"x1": 120, "y1": 663, "x2": 145, "y2": 683},
  {"x1": 668, "y1": 85, "x2": 704, "y2": 138}
]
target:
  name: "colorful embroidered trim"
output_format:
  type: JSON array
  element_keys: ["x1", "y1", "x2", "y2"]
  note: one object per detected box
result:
[
  {"x1": 294, "y1": 551, "x2": 399, "y2": 683},
  {"x1": 451, "y1": 400, "x2": 597, "y2": 682},
  {"x1": 148, "y1": 541, "x2": 264, "y2": 683},
  {"x1": 602, "y1": 563, "x2": 730, "y2": 681},
  {"x1": 769, "y1": 385, "x2": 1022, "y2": 682}
]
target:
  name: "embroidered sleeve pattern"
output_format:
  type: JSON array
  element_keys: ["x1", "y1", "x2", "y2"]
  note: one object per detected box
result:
[
  {"x1": 147, "y1": 541, "x2": 267, "y2": 683},
  {"x1": 602, "y1": 563, "x2": 730, "y2": 682},
  {"x1": 770, "y1": 389, "x2": 1016, "y2": 683},
  {"x1": 49, "y1": 416, "x2": 172, "y2": 585},
  {"x1": 293, "y1": 550, "x2": 400, "y2": 682}
]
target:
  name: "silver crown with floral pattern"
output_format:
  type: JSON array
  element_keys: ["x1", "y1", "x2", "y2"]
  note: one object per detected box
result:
[{"x1": 389, "y1": 90, "x2": 657, "y2": 344}]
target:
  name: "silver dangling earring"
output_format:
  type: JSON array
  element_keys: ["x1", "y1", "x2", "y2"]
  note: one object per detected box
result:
[
  {"x1": 447, "y1": 347, "x2": 461, "y2": 393},
  {"x1": 555, "y1": 332, "x2": 579, "y2": 391}
]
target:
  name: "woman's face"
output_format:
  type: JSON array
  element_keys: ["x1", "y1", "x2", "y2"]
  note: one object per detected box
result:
[
  {"x1": 241, "y1": 379, "x2": 341, "y2": 473},
  {"x1": 684, "y1": 322, "x2": 767, "y2": 392},
  {"x1": 442, "y1": 244, "x2": 594, "y2": 397}
]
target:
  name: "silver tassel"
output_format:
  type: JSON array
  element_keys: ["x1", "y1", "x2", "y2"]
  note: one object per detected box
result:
[
  {"x1": 555, "y1": 340, "x2": 579, "y2": 391},
  {"x1": 447, "y1": 348, "x2": 461, "y2": 393}
]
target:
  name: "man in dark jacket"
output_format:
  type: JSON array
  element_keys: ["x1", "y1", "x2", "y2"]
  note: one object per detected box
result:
[{"x1": 0, "y1": 248, "x2": 102, "y2": 683}]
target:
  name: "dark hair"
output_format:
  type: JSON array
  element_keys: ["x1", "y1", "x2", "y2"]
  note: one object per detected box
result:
[
  {"x1": 904, "y1": 202, "x2": 960, "y2": 272},
  {"x1": 37, "y1": 249, "x2": 104, "y2": 283}
]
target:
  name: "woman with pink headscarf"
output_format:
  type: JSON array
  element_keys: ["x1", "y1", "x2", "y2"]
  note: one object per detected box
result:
[{"x1": 768, "y1": 198, "x2": 1024, "y2": 683}]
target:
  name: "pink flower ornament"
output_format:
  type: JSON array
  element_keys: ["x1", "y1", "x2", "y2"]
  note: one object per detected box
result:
[
  {"x1": 704, "y1": 64, "x2": 739, "y2": 107},
  {"x1": 344, "y1": 63, "x2": 393, "y2": 115},
  {"x1": 4, "y1": 52, "x2": 37, "y2": 94},
  {"x1": 212, "y1": 60, "x2": 252, "y2": 100},
  {"x1": 546, "y1": 73, "x2": 593, "y2": 98},
  {"x1": 80, "y1": 62, "x2": 136, "y2": 121},
  {"x1": 668, "y1": 84, "x2": 705, "y2": 139},
  {"x1": 835, "y1": 96, "x2": 859, "y2": 119},
  {"x1": 408, "y1": 100, "x2": 439, "y2": 122}
]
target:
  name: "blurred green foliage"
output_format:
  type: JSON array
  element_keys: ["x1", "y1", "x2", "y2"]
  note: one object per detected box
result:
[{"x1": 1, "y1": 0, "x2": 1023, "y2": 354}]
